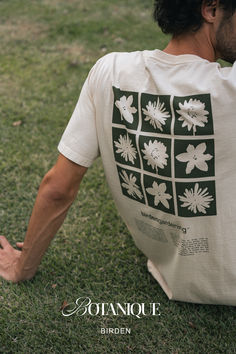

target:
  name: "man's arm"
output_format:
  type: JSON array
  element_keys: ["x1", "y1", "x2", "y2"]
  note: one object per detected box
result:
[{"x1": 0, "y1": 153, "x2": 87, "y2": 283}]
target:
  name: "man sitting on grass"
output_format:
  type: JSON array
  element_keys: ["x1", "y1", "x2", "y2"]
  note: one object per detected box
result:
[{"x1": 1, "y1": 0, "x2": 236, "y2": 305}]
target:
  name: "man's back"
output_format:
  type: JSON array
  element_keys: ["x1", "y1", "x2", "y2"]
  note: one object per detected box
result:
[{"x1": 58, "y1": 49, "x2": 236, "y2": 305}]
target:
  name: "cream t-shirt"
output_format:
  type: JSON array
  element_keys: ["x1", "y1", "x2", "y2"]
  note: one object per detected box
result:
[{"x1": 58, "y1": 50, "x2": 236, "y2": 305}]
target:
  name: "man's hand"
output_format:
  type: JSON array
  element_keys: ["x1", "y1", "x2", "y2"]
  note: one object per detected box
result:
[{"x1": 0, "y1": 236, "x2": 24, "y2": 282}]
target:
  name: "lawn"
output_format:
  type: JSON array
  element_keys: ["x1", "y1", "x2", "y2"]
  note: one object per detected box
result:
[{"x1": 0, "y1": 0, "x2": 235, "y2": 353}]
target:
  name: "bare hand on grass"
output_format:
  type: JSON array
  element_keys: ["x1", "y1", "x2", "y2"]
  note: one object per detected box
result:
[{"x1": 0, "y1": 235, "x2": 23, "y2": 282}]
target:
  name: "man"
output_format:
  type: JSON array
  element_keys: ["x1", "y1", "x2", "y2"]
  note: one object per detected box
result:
[{"x1": 1, "y1": 0, "x2": 236, "y2": 305}]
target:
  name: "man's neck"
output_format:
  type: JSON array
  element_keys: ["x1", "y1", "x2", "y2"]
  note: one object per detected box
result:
[{"x1": 163, "y1": 26, "x2": 217, "y2": 62}]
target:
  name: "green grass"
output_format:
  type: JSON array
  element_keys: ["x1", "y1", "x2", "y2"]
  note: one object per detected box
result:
[{"x1": 0, "y1": 1, "x2": 235, "y2": 353}]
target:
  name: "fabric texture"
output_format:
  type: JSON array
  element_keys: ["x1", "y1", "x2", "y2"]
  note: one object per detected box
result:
[{"x1": 58, "y1": 50, "x2": 236, "y2": 305}]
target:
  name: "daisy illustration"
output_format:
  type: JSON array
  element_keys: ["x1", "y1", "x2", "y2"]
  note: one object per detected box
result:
[
  {"x1": 178, "y1": 183, "x2": 214, "y2": 214},
  {"x1": 114, "y1": 134, "x2": 137, "y2": 164},
  {"x1": 142, "y1": 98, "x2": 170, "y2": 131},
  {"x1": 142, "y1": 140, "x2": 169, "y2": 172},
  {"x1": 115, "y1": 95, "x2": 137, "y2": 124},
  {"x1": 176, "y1": 98, "x2": 209, "y2": 134},
  {"x1": 176, "y1": 143, "x2": 213, "y2": 174},
  {"x1": 120, "y1": 170, "x2": 143, "y2": 200},
  {"x1": 146, "y1": 182, "x2": 172, "y2": 209}
]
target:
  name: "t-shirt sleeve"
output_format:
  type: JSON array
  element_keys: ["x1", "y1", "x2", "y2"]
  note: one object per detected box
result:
[{"x1": 57, "y1": 62, "x2": 100, "y2": 167}]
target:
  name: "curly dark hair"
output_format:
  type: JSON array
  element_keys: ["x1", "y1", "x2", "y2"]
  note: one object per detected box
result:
[{"x1": 154, "y1": 0, "x2": 236, "y2": 36}]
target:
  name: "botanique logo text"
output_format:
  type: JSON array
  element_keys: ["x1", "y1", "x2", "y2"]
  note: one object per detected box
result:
[{"x1": 62, "y1": 297, "x2": 161, "y2": 319}]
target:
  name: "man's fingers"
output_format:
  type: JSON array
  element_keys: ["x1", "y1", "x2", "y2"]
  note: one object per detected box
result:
[
  {"x1": 16, "y1": 242, "x2": 24, "y2": 248},
  {"x1": 0, "y1": 236, "x2": 10, "y2": 249}
]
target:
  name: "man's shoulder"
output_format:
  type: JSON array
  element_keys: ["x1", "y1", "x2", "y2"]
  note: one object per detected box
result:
[
  {"x1": 90, "y1": 50, "x2": 154, "y2": 83},
  {"x1": 94, "y1": 50, "x2": 155, "y2": 69},
  {"x1": 86, "y1": 50, "x2": 151, "y2": 89}
]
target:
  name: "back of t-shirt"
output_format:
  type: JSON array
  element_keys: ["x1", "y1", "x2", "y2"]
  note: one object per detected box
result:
[{"x1": 58, "y1": 50, "x2": 236, "y2": 305}]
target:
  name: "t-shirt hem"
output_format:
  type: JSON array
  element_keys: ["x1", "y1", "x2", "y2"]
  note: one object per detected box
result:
[{"x1": 57, "y1": 141, "x2": 93, "y2": 168}]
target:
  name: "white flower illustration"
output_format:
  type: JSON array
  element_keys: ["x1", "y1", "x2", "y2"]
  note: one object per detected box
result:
[
  {"x1": 115, "y1": 95, "x2": 137, "y2": 124},
  {"x1": 120, "y1": 170, "x2": 143, "y2": 200},
  {"x1": 142, "y1": 99, "x2": 170, "y2": 131},
  {"x1": 177, "y1": 99, "x2": 209, "y2": 134},
  {"x1": 179, "y1": 183, "x2": 214, "y2": 214},
  {"x1": 146, "y1": 182, "x2": 172, "y2": 209},
  {"x1": 114, "y1": 134, "x2": 137, "y2": 164},
  {"x1": 176, "y1": 143, "x2": 213, "y2": 174},
  {"x1": 142, "y1": 140, "x2": 169, "y2": 172}
]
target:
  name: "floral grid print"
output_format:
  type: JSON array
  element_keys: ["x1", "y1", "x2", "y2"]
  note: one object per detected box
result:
[{"x1": 112, "y1": 87, "x2": 217, "y2": 218}]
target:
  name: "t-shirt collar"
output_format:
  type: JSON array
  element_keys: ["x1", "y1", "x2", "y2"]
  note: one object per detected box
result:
[{"x1": 148, "y1": 49, "x2": 210, "y2": 64}]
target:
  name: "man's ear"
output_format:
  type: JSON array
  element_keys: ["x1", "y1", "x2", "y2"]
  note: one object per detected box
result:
[{"x1": 201, "y1": 0, "x2": 218, "y2": 23}]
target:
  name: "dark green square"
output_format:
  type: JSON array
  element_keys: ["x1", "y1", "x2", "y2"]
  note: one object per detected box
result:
[
  {"x1": 117, "y1": 166, "x2": 145, "y2": 204},
  {"x1": 175, "y1": 139, "x2": 215, "y2": 178},
  {"x1": 139, "y1": 136, "x2": 172, "y2": 177},
  {"x1": 176, "y1": 181, "x2": 217, "y2": 217},
  {"x1": 112, "y1": 87, "x2": 139, "y2": 130},
  {"x1": 112, "y1": 127, "x2": 140, "y2": 168},
  {"x1": 144, "y1": 174, "x2": 175, "y2": 215},
  {"x1": 141, "y1": 93, "x2": 172, "y2": 134},
  {"x1": 173, "y1": 94, "x2": 214, "y2": 136}
]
